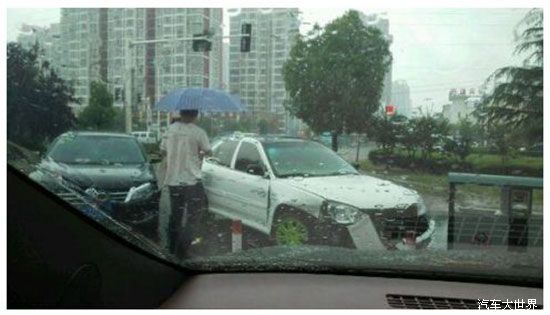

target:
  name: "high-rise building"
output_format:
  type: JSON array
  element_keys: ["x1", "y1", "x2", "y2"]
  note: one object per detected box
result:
[
  {"x1": 358, "y1": 12, "x2": 393, "y2": 107},
  {"x1": 153, "y1": 9, "x2": 223, "y2": 97},
  {"x1": 391, "y1": 80, "x2": 412, "y2": 117},
  {"x1": 58, "y1": 9, "x2": 106, "y2": 111},
  {"x1": 17, "y1": 23, "x2": 63, "y2": 73},
  {"x1": 444, "y1": 88, "x2": 482, "y2": 124},
  {"x1": 228, "y1": 8, "x2": 300, "y2": 131},
  {"x1": 222, "y1": 42, "x2": 230, "y2": 91},
  {"x1": 105, "y1": 9, "x2": 222, "y2": 101},
  {"x1": 58, "y1": 8, "x2": 223, "y2": 128}
]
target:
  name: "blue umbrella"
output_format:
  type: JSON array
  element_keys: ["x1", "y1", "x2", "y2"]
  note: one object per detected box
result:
[{"x1": 155, "y1": 87, "x2": 246, "y2": 113}]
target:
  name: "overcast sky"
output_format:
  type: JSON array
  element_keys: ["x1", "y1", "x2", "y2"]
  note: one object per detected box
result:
[{"x1": 7, "y1": 8, "x2": 530, "y2": 112}]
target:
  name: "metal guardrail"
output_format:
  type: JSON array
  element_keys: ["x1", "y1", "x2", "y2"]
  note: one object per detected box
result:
[
  {"x1": 448, "y1": 172, "x2": 543, "y2": 188},
  {"x1": 447, "y1": 172, "x2": 543, "y2": 251}
]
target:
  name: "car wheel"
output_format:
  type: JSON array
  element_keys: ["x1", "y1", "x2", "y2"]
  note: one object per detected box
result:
[{"x1": 271, "y1": 211, "x2": 315, "y2": 246}]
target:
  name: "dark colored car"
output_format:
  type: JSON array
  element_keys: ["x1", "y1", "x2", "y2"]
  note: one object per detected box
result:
[{"x1": 29, "y1": 132, "x2": 160, "y2": 238}]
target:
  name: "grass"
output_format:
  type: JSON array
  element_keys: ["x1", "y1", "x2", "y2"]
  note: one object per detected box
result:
[
  {"x1": 371, "y1": 148, "x2": 542, "y2": 177},
  {"x1": 466, "y1": 153, "x2": 543, "y2": 170},
  {"x1": 390, "y1": 148, "x2": 458, "y2": 161},
  {"x1": 358, "y1": 160, "x2": 543, "y2": 211},
  {"x1": 385, "y1": 149, "x2": 543, "y2": 170}
]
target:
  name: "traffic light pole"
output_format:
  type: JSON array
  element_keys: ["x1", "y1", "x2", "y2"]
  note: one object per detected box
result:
[
  {"x1": 124, "y1": 38, "x2": 133, "y2": 133},
  {"x1": 131, "y1": 34, "x2": 248, "y2": 46},
  {"x1": 123, "y1": 33, "x2": 250, "y2": 132}
]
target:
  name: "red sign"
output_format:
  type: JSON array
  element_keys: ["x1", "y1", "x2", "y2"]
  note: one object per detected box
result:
[{"x1": 385, "y1": 105, "x2": 396, "y2": 116}]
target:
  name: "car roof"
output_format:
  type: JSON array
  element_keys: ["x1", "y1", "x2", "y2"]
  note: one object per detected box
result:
[
  {"x1": 61, "y1": 131, "x2": 135, "y2": 138},
  {"x1": 217, "y1": 132, "x2": 309, "y2": 144}
]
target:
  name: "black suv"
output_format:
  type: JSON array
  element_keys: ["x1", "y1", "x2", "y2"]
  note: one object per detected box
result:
[{"x1": 29, "y1": 132, "x2": 159, "y2": 238}]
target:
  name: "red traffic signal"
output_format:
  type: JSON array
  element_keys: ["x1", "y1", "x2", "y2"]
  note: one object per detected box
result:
[
  {"x1": 385, "y1": 104, "x2": 396, "y2": 116},
  {"x1": 241, "y1": 23, "x2": 252, "y2": 52},
  {"x1": 192, "y1": 33, "x2": 212, "y2": 52}
]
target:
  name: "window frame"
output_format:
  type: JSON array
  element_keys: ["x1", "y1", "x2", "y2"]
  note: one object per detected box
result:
[
  {"x1": 233, "y1": 141, "x2": 266, "y2": 174},
  {"x1": 210, "y1": 139, "x2": 240, "y2": 168},
  {"x1": 232, "y1": 139, "x2": 274, "y2": 177}
]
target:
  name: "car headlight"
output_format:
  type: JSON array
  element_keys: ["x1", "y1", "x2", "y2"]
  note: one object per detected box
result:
[
  {"x1": 326, "y1": 201, "x2": 361, "y2": 225},
  {"x1": 416, "y1": 197, "x2": 428, "y2": 216},
  {"x1": 125, "y1": 182, "x2": 155, "y2": 203}
]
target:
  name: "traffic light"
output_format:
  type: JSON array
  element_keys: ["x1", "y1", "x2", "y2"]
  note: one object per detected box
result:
[
  {"x1": 385, "y1": 104, "x2": 396, "y2": 116},
  {"x1": 240, "y1": 23, "x2": 252, "y2": 52},
  {"x1": 192, "y1": 33, "x2": 212, "y2": 52},
  {"x1": 114, "y1": 87, "x2": 124, "y2": 102}
]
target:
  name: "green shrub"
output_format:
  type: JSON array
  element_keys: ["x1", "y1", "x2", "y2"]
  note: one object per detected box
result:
[{"x1": 368, "y1": 149, "x2": 542, "y2": 177}]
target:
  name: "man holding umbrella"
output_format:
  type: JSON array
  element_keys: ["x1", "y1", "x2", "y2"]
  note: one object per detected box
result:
[
  {"x1": 156, "y1": 87, "x2": 246, "y2": 258},
  {"x1": 160, "y1": 109, "x2": 211, "y2": 258}
]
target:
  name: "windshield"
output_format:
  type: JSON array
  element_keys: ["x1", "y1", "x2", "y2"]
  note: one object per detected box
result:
[
  {"x1": 6, "y1": 6, "x2": 543, "y2": 289},
  {"x1": 48, "y1": 135, "x2": 146, "y2": 164},
  {"x1": 264, "y1": 141, "x2": 357, "y2": 177}
]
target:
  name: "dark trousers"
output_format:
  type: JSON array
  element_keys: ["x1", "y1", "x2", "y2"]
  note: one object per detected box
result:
[{"x1": 167, "y1": 182, "x2": 206, "y2": 257}]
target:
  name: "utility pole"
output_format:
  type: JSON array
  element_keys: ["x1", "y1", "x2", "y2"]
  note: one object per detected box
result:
[
  {"x1": 123, "y1": 33, "x2": 248, "y2": 132},
  {"x1": 124, "y1": 38, "x2": 133, "y2": 133}
]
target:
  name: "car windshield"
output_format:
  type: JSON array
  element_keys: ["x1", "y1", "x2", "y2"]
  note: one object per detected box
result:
[
  {"x1": 48, "y1": 135, "x2": 146, "y2": 164},
  {"x1": 264, "y1": 141, "x2": 357, "y2": 177},
  {"x1": 6, "y1": 6, "x2": 543, "y2": 288}
]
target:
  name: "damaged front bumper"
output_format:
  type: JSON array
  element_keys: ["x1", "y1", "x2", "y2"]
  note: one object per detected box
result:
[
  {"x1": 395, "y1": 218, "x2": 435, "y2": 250},
  {"x1": 346, "y1": 213, "x2": 436, "y2": 250}
]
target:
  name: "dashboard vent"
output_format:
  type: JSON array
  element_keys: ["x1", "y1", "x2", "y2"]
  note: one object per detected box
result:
[{"x1": 386, "y1": 294, "x2": 479, "y2": 309}]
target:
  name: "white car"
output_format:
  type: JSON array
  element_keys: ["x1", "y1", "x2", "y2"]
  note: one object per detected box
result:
[
  {"x1": 131, "y1": 131, "x2": 158, "y2": 144},
  {"x1": 202, "y1": 135, "x2": 435, "y2": 250}
]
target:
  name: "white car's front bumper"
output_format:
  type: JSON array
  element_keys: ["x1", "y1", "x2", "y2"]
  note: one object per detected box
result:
[
  {"x1": 395, "y1": 219, "x2": 436, "y2": 250},
  {"x1": 347, "y1": 215, "x2": 436, "y2": 251}
]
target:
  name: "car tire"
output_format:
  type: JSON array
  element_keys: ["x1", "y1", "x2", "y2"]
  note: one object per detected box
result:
[{"x1": 271, "y1": 209, "x2": 318, "y2": 246}]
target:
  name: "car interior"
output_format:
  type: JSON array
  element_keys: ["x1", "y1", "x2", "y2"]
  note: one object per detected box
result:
[{"x1": 7, "y1": 165, "x2": 542, "y2": 309}]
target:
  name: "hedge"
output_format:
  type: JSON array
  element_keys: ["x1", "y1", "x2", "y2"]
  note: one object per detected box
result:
[{"x1": 368, "y1": 149, "x2": 542, "y2": 177}]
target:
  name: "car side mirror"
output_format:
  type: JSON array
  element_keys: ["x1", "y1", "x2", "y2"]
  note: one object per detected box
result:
[
  {"x1": 351, "y1": 162, "x2": 361, "y2": 170},
  {"x1": 149, "y1": 153, "x2": 162, "y2": 164},
  {"x1": 246, "y1": 163, "x2": 266, "y2": 177},
  {"x1": 206, "y1": 157, "x2": 223, "y2": 166}
]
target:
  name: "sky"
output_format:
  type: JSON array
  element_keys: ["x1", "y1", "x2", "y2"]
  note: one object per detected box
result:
[{"x1": 6, "y1": 7, "x2": 530, "y2": 112}]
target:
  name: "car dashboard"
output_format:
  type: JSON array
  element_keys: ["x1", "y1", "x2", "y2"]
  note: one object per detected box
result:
[{"x1": 162, "y1": 273, "x2": 542, "y2": 309}]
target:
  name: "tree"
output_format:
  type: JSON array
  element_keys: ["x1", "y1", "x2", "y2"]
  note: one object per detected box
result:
[
  {"x1": 478, "y1": 9, "x2": 543, "y2": 143},
  {"x1": 78, "y1": 81, "x2": 119, "y2": 131},
  {"x1": 258, "y1": 119, "x2": 269, "y2": 135},
  {"x1": 257, "y1": 116, "x2": 280, "y2": 134},
  {"x1": 371, "y1": 114, "x2": 406, "y2": 154},
  {"x1": 486, "y1": 122, "x2": 514, "y2": 163},
  {"x1": 401, "y1": 118, "x2": 422, "y2": 159},
  {"x1": 197, "y1": 115, "x2": 216, "y2": 137},
  {"x1": 112, "y1": 108, "x2": 126, "y2": 132},
  {"x1": 414, "y1": 115, "x2": 450, "y2": 159},
  {"x1": 447, "y1": 118, "x2": 477, "y2": 161},
  {"x1": 283, "y1": 10, "x2": 392, "y2": 151},
  {"x1": 7, "y1": 42, "x2": 77, "y2": 151}
]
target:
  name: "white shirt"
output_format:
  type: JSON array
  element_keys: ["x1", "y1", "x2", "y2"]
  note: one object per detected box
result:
[{"x1": 160, "y1": 122, "x2": 211, "y2": 187}]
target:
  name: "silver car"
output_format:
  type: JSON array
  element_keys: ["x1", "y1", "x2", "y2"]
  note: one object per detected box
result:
[{"x1": 202, "y1": 135, "x2": 435, "y2": 250}]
